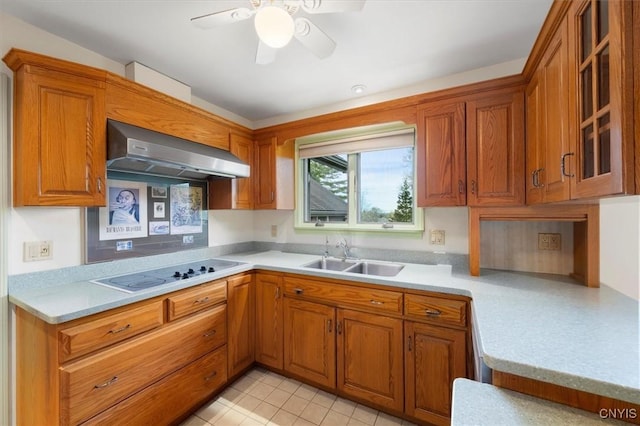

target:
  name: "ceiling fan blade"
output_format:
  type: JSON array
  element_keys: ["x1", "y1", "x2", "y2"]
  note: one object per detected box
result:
[
  {"x1": 191, "y1": 7, "x2": 254, "y2": 29},
  {"x1": 300, "y1": 0, "x2": 366, "y2": 14},
  {"x1": 256, "y1": 41, "x2": 277, "y2": 65},
  {"x1": 294, "y1": 18, "x2": 336, "y2": 59}
]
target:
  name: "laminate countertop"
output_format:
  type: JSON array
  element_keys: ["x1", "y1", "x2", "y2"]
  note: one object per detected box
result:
[{"x1": 8, "y1": 250, "x2": 640, "y2": 409}]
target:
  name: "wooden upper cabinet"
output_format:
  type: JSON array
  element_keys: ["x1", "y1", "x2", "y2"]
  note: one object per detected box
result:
[
  {"x1": 253, "y1": 135, "x2": 294, "y2": 210},
  {"x1": 568, "y1": 0, "x2": 634, "y2": 198},
  {"x1": 3, "y1": 50, "x2": 107, "y2": 207},
  {"x1": 466, "y1": 88, "x2": 526, "y2": 206},
  {"x1": 526, "y1": 14, "x2": 572, "y2": 205},
  {"x1": 209, "y1": 132, "x2": 254, "y2": 210},
  {"x1": 416, "y1": 101, "x2": 466, "y2": 206}
]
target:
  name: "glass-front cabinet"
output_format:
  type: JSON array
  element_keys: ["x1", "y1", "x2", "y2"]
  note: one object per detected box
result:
[{"x1": 570, "y1": 0, "x2": 634, "y2": 198}]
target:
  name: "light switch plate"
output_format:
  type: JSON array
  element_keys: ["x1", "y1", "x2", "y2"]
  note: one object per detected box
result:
[
  {"x1": 430, "y1": 230, "x2": 445, "y2": 245},
  {"x1": 23, "y1": 240, "x2": 53, "y2": 262}
]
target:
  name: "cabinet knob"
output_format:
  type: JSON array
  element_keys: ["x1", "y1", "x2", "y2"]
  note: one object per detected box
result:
[
  {"x1": 193, "y1": 296, "x2": 210, "y2": 304},
  {"x1": 471, "y1": 180, "x2": 476, "y2": 194},
  {"x1": 203, "y1": 329, "x2": 217, "y2": 338},
  {"x1": 97, "y1": 177, "x2": 103, "y2": 194},
  {"x1": 204, "y1": 371, "x2": 218, "y2": 381},
  {"x1": 369, "y1": 300, "x2": 383, "y2": 305},
  {"x1": 458, "y1": 180, "x2": 464, "y2": 194},
  {"x1": 294, "y1": 288, "x2": 304, "y2": 295},
  {"x1": 425, "y1": 308, "x2": 442, "y2": 317}
]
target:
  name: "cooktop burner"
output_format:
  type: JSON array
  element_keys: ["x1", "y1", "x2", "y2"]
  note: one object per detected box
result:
[{"x1": 91, "y1": 258, "x2": 245, "y2": 293}]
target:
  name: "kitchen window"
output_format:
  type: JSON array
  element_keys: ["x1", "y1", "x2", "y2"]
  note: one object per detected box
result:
[{"x1": 295, "y1": 125, "x2": 423, "y2": 233}]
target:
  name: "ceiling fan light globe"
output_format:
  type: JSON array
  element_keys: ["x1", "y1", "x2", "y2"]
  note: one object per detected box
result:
[{"x1": 254, "y1": 6, "x2": 295, "y2": 48}]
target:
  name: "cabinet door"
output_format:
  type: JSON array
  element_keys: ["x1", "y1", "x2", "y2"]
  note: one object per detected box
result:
[
  {"x1": 254, "y1": 136, "x2": 277, "y2": 209},
  {"x1": 255, "y1": 273, "x2": 284, "y2": 370},
  {"x1": 209, "y1": 133, "x2": 254, "y2": 210},
  {"x1": 227, "y1": 274, "x2": 255, "y2": 378},
  {"x1": 405, "y1": 321, "x2": 466, "y2": 426},
  {"x1": 417, "y1": 101, "x2": 466, "y2": 206},
  {"x1": 570, "y1": 0, "x2": 631, "y2": 198},
  {"x1": 337, "y1": 309, "x2": 403, "y2": 412},
  {"x1": 525, "y1": 74, "x2": 544, "y2": 204},
  {"x1": 541, "y1": 15, "x2": 571, "y2": 203},
  {"x1": 466, "y1": 89, "x2": 525, "y2": 206},
  {"x1": 284, "y1": 298, "x2": 336, "y2": 388},
  {"x1": 13, "y1": 69, "x2": 106, "y2": 206}
]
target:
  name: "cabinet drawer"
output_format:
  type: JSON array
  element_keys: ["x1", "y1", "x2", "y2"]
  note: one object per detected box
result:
[
  {"x1": 60, "y1": 304, "x2": 226, "y2": 425},
  {"x1": 83, "y1": 346, "x2": 228, "y2": 426},
  {"x1": 284, "y1": 277, "x2": 403, "y2": 314},
  {"x1": 404, "y1": 294, "x2": 467, "y2": 327},
  {"x1": 59, "y1": 300, "x2": 164, "y2": 363},
  {"x1": 167, "y1": 280, "x2": 226, "y2": 321}
]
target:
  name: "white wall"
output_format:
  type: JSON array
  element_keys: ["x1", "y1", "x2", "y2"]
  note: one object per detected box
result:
[
  {"x1": 251, "y1": 208, "x2": 469, "y2": 254},
  {"x1": 600, "y1": 196, "x2": 640, "y2": 300}
]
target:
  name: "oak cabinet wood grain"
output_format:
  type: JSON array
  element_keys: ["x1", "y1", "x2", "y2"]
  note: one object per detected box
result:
[
  {"x1": 466, "y1": 88, "x2": 526, "y2": 206},
  {"x1": 253, "y1": 135, "x2": 294, "y2": 210},
  {"x1": 417, "y1": 101, "x2": 467, "y2": 206},
  {"x1": 337, "y1": 309, "x2": 404, "y2": 412},
  {"x1": 404, "y1": 321, "x2": 467, "y2": 426},
  {"x1": 209, "y1": 132, "x2": 254, "y2": 210},
  {"x1": 283, "y1": 298, "x2": 336, "y2": 388},
  {"x1": 3, "y1": 49, "x2": 107, "y2": 207},
  {"x1": 255, "y1": 272, "x2": 284, "y2": 369},
  {"x1": 227, "y1": 273, "x2": 255, "y2": 378}
]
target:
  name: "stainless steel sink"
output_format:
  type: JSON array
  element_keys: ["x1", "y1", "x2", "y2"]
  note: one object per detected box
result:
[
  {"x1": 301, "y1": 258, "x2": 404, "y2": 277},
  {"x1": 344, "y1": 261, "x2": 405, "y2": 277},
  {"x1": 302, "y1": 257, "x2": 358, "y2": 271}
]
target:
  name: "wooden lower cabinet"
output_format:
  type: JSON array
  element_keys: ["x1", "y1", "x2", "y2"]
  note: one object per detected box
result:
[
  {"x1": 83, "y1": 346, "x2": 227, "y2": 425},
  {"x1": 283, "y1": 298, "x2": 336, "y2": 388},
  {"x1": 227, "y1": 274, "x2": 255, "y2": 378},
  {"x1": 404, "y1": 321, "x2": 467, "y2": 426},
  {"x1": 255, "y1": 272, "x2": 284, "y2": 369},
  {"x1": 337, "y1": 309, "x2": 404, "y2": 412}
]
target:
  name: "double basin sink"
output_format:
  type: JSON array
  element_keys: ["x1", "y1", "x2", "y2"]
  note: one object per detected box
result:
[{"x1": 301, "y1": 257, "x2": 404, "y2": 277}]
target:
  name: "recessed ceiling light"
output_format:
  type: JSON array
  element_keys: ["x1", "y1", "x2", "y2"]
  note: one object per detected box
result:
[{"x1": 351, "y1": 84, "x2": 366, "y2": 94}]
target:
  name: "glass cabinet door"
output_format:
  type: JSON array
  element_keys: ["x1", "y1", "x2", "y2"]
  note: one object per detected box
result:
[{"x1": 577, "y1": 0, "x2": 610, "y2": 181}]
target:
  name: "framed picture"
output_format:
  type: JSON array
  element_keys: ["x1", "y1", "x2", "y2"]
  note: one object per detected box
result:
[
  {"x1": 99, "y1": 179, "x2": 148, "y2": 241},
  {"x1": 151, "y1": 186, "x2": 168, "y2": 198},
  {"x1": 153, "y1": 202, "x2": 165, "y2": 218}
]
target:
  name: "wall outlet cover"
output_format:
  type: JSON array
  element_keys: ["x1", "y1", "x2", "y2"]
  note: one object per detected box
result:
[{"x1": 430, "y1": 229, "x2": 445, "y2": 245}]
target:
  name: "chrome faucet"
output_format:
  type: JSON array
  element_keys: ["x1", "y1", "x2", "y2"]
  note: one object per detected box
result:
[{"x1": 336, "y1": 238, "x2": 355, "y2": 260}]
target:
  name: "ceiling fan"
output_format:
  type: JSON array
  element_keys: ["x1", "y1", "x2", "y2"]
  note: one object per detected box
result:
[{"x1": 191, "y1": 0, "x2": 366, "y2": 64}]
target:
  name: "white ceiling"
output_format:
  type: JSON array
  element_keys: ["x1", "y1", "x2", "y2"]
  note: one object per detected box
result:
[{"x1": 0, "y1": 0, "x2": 553, "y2": 126}]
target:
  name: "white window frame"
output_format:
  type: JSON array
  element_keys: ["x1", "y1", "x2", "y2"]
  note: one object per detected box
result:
[{"x1": 294, "y1": 123, "x2": 424, "y2": 234}]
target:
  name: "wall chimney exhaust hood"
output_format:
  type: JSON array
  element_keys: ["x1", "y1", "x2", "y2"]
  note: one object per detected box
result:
[{"x1": 107, "y1": 120, "x2": 250, "y2": 180}]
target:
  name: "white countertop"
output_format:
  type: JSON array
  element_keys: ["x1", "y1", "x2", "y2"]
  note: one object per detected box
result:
[
  {"x1": 8, "y1": 250, "x2": 640, "y2": 408},
  {"x1": 451, "y1": 378, "x2": 629, "y2": 425}
]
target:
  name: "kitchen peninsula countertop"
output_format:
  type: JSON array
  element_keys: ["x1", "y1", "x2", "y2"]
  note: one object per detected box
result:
[{"x1": 8, "y1": 250, "x2": 640, "y2": 408}]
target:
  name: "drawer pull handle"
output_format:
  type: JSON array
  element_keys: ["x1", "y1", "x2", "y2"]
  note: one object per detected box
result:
[
  {"x1": 425, "y1": 308, "x2": 442, "y2": 316},
  {"x1": 94, "y1": 376, "x2": 118, "y2": 389},
  {"x1": 204, "y1": 371, "x2": 218, "y2": 381},
  {"x1": 204, "y1": 330, "x2": 217, "y2": 337},
  {"x1": 370, "y1": 300, "x2": 384, "y2": 305},
  {"x1": 108, "y1": 324, "x2": 131, "y2": 334},
  {"x1": 194, "y1": 296, "x2": 210, "y2": 304},
  {"x1": 327, "y1": 319, "x2": 332, "y2": 333},
  {"x1": 294, "y1": 288, "x2": 304, "y2": 295}
]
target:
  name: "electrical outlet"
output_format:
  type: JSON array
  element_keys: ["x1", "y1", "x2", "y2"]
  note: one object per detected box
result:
[
  {"x1": 271, "y1": 225, "x2": 278, "y2": 238},
  {"x1": 538, "y1": 233, "x2": 561, "y2": 250},
  {"x1": 23, "y1": 240, "x2": 53, "y2": 262},
  {"x1": 430, "y1": 229, "x2": 445, "y2": 245}
]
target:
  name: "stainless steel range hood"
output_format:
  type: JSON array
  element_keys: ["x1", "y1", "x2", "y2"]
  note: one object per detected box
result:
[{"x1": 107, "y1": 120, "x2": 250, "y2": 180}]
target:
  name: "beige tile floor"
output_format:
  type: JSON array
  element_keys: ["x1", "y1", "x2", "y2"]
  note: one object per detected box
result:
[{"x1": 180, "y1": 367, "x2": 417, "y2": 426}]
